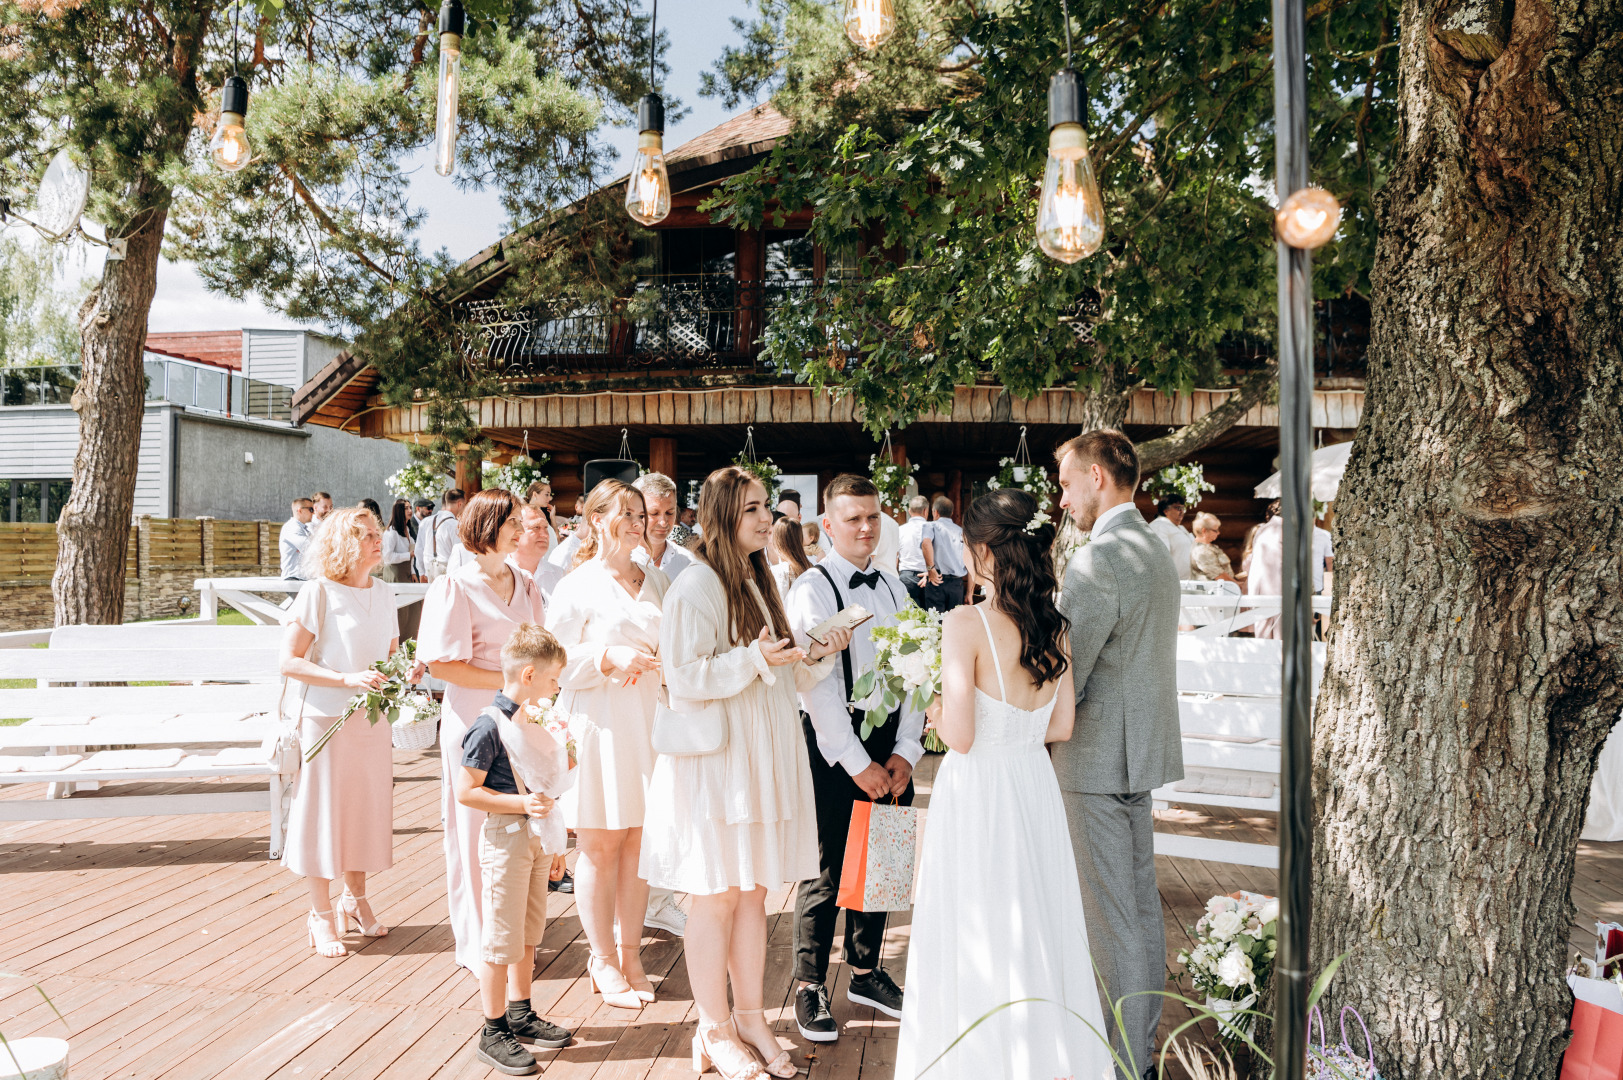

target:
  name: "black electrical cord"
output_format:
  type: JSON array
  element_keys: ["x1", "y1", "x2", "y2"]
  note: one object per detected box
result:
[
  {"x1": 648, "y1": 0, "x2": 657, "y2": 90},
  {"x1": 1060, "y1": 0, "x2": 1072, "y2": 67}
]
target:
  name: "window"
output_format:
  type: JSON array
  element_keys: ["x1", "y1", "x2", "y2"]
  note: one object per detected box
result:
[{"x1": 2, "y1": 478, "x2": 71, "y2": 523}]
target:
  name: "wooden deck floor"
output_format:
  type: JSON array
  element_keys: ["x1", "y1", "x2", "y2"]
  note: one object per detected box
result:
[{"x1": 2, "y1": 750, "x2": 1616, "y2": 1079}]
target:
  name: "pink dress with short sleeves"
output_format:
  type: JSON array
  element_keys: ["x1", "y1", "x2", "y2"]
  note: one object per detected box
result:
[{"x1": 417, "y1": 560, "x2": 547, "y2": 970}]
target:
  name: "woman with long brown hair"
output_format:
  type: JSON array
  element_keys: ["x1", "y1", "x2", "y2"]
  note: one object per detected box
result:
[
  {"x1": 641, "y1": 467, "x2": 853, "y2": 1079},
  {"x1": 545, "y1": 479, "x2": 668, "y2": 1009},
  {"x1": 768, "y1": 514, "x2": 814, "y2": 599}
]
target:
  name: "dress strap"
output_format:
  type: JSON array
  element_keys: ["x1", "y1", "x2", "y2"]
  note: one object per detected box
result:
[{"x1": 973, "y1": 605, "x2": 1008, "y2": 704}]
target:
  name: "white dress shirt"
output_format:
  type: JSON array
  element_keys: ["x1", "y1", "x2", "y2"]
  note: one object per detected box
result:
[
  {"x1": 446, "y1": 540, "x2": 473, "y2": 572},
  {"x1": 634, "y1": 541, "x2": 694, "y2": 583},
  {"x1": 547, "y1": 532, "x2": 583, "y2": 569},
  {"x1": 1311, "y1": 526, "x2": 1333, "y2": 594},
  {"x1": 897, "y1": 516, "x2": 935, "y2": 574},
  {"x1": 413, "y1": 510, "x2": 457, "y2": 578},
  {"x1": 278, "y1": 517, "x2": 310, "y2": 579},
  {"x1": 932, "y1": 517, "x2": 967, "y2": 577},
  {"x1": 786, "y1": 549, "x2": 927, "y2": 777},
  {"x1": 870, "y1": 513, "x2": 901, "y2": 576},
  {"x1": 382, "y1": 528, "x2": 413, "y2": 566},
  {"x1": 1149, "y1": 515, "x2": 1194, "y2": 579}
]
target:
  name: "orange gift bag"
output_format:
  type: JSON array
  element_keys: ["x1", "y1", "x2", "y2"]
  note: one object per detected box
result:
[
  {"x1": 836, "y1": 798, "x2": 919, "y2": 913},
  {"x1": 1564, "y1": 973, "x2": 1623, "y2": 1080}
]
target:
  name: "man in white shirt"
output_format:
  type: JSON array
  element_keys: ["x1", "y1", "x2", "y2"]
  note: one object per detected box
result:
[
  {"x1": 307, "y1": 491, "x2": 334, "y2": 535},
  {"x1": 870, "y1": 508, "x2": 900, "y2": 576},
  {"x1": 279, "y1": 498, "x2": 314, "y2": 579},
  {"x1": 1311, "y1": 515, "x2": 1334, "y2": 595},
  {"x1": 632, "y1": 472, "x2": 694, "y2": 587},
  {"x1": 511, "y1": 503, "x2": 567, "y2": 601},
  {"x1": 785, "y1": 473, "x2": 921, "y2": 1042},
  {"x1": 895, "y1": 495, "x2": 942, "y2": 610},
  {"x1": 1147, "y1": 497, "x2": 1194, "y2": 579},
  {"x1": 929, "y1": 496, "x2": 968, "y2": 610},
  {"x1": 776, "y1": 489, "x2": 803, "y2": 522},
  {"x1": 414, "y1": 488, "x2": 463, "y2": 581}
]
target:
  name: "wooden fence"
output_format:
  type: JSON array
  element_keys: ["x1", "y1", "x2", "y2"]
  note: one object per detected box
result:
[{"x1": 0, "y1": 522, "x2": 140, "y2": 579}]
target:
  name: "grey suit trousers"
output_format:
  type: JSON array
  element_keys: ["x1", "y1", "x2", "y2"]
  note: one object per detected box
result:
[{"x1": 1063, "y1": 790, "x2": 1163, "y2": 1079}]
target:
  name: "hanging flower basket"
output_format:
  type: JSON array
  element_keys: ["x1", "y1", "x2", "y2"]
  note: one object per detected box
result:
[
  {"x1": 483, "y1": 453, "x2": 551, "y2": 497},
  {"x1": 386, "y1": 461, "x2": 447, "y2": 503},
  {"x1": 869, "y1": 431, "x2": 917, "y2": 511},
  {"x1": 733, "y1": 426, "x2": 782, "y2": 500},
  {"x1": 990, "y1": 426, "x2": 1056, "y2": 511},
  {"x1": 1142, "y1": 462, "x2": 1216, "y2": 507}
]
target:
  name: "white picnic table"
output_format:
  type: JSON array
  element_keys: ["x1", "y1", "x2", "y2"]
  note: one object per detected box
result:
[
  {"x1": 196, "y1": 576, "x2": 430, "y2": 625},
  {"x1": 1179, "y1": 582, "x2": 1331, "y2": 637}
]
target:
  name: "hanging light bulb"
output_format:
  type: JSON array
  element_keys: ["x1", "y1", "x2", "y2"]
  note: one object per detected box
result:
[
  {"x1": 1276, "y1": 186, "x2": 1342, "y2": 249},
  {"x1": 209, "y1": 76, "x2": 253, "y2": 173},
  {"x1": 844, "y1": 0, "x2": 896, "y2": 50},
  {"x1": 625, "y1": 93, "x2": 671, "y2": 225},
  {"x1": 1036, "y1": 68, "x2": 1103, "y2": 263},
  {"x1": 434, "y1": 0, "x2": 465, "y2": 177}
]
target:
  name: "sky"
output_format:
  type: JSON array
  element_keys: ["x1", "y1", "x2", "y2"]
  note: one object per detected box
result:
[{"x1": 24, "y1": 0, "x2": 758, "y2": 334}]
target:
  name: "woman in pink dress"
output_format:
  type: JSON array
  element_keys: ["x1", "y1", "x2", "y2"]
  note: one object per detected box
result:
[
  {"x1": 279, "y1": 506, "x2": 401, "y2": 958},
  {"x1": 418, "y1": 489, "x2": 548, "y2": 971}
]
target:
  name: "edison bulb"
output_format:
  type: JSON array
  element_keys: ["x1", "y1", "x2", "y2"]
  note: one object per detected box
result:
[
  {"x1": 1036, "y1": 123, "x2": 1104, "y2": 263},
  {"x1": 625, "y1": 131, "x2": 671, "y2": 225},
  {"x1": 1276, "y1": 186, "x2": 1341, "y2": 249},
  {"x1": 434, "y1": 33, "x2": 462, "y2": 177},
  {"x1": 210, "y1": 112, "x2": 252, "y2": 173},
  {"x1": 844, "y1": 0, "x2": 895, "y2": 50}
]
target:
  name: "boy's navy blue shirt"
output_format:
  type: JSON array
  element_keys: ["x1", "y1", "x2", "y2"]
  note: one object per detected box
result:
[{"x1": 460, "y1": 691, "x2": 521, "y2": 796}]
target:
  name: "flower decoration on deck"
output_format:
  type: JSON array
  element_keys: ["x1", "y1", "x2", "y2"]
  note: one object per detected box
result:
[
  {"x1": 1142, "y1": 462, "x2": 1216, "y2": 508},
  {"x1": 385, "y1": 462, "x2": 448, "y2": 503}
]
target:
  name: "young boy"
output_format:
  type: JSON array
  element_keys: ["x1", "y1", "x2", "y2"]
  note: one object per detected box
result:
[{"x1": 454, "y1": 623, "x2": 573, "y2": 1075}]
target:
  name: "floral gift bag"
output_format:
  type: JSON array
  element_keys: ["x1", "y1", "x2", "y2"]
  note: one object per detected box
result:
[{"x1": 836, "y1": 799, "x2": 920, "y2": 913}]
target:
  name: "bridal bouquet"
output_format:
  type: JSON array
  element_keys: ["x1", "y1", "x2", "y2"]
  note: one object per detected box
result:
[
  {"x1": 1177, "y1": 891, "x2": 1279, "y2": 1041},
  {"x1": 524, "y1": 699, "x2": 579, "y2": 774},
  {"x1": 304, "y1": 640, "x2": 419, "y2": 762},
  {"x1": 850, "y1": 603, "x2": 943, "y2": 739}
]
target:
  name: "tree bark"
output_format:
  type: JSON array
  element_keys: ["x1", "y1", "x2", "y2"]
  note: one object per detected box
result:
[
  {"x1": 51, "y1": 186, "x2": 169, "y2": 626},
  {"x1": 1136, "y1": 361, "x2": 1278, "y2": 474},
  {"x1": 1075, "y1": 360, "x2": 1138, "y2": 433},
  {"x1": 1312, "y1": 0, "x2": 1623, "y2": 1075}
]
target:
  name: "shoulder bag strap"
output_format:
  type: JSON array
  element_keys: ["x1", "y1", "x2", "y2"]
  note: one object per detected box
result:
[{"x1": 813, "y1": 564, "x2": 855, "y2": 702}]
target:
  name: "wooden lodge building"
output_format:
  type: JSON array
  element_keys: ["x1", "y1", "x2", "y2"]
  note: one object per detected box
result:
[{"x1": 291, "y1": 103, "x2": 1366, "y2": 551}]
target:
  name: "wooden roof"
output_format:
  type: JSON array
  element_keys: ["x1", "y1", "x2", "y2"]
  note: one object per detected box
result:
[{"x1": 145, "y1": 331, "x2": 242, "y2": 371}]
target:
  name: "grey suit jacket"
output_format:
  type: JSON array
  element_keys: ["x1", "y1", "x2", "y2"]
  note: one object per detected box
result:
[{"x1": 1052, "y1": 507, "x2": 1184, "y2": 795}]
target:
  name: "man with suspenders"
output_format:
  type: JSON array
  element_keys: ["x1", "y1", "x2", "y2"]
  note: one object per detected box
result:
[{"x1": 785, "y1": 474, "x2": 926, "y2": 1043}]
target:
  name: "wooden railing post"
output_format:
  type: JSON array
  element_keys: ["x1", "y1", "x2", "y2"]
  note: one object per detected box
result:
[{"x1": 136, "y1": 515, "x2": 153, "y2": 621}]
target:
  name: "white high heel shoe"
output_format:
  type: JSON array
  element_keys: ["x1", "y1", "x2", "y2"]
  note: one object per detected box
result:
[
  {"x1": 307, "y1": 909, "x2": 347, "y2": 958},
  {"x1": 338, "y1": 890, "x2": 388, "y2": 937}
]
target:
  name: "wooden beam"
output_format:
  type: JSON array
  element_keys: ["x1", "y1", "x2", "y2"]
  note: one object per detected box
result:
[{"x1": 650, "y1": 437, "x2": 678, "y2": 481}]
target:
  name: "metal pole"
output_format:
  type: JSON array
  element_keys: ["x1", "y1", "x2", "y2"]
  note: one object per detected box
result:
[{"x1": 1273, "y1": 0, "x2": 1314, "y2": 1076}]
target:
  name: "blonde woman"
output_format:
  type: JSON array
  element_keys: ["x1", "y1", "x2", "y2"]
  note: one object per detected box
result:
[
  {"x1": 641, "y1": 468, "x2": 850, "y2": 1079},
  {"x1": 545, "y1": 480, "x2": 669, "y2": 1009},
  {"x1": 279, "y1": 506, "x2": 402, "y2": 958}
]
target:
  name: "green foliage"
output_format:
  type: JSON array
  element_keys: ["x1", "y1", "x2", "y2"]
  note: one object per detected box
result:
[
  {"x1": 0, "y1": 236, "x2": 89, "y2": 366},
  {"x1": 702, "y1": 0, "x2": 1397, "y2": 433},
  {"x1": 869, "y1": 452, "x2": 916, "y2": 509},
  {"x1": 1143, "y1": 462, "x2": 1215, "y2": 507}
]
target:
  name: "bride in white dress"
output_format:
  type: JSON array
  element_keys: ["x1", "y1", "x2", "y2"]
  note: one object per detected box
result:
[{"x1": 895, "y1": 489, "x2": 1115, "y2": 1080}]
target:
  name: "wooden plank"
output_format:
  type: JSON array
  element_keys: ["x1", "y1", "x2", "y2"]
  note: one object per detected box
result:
[
  {"x1": 0, "y1": 684, "x2": 281, "y2": 718},
  {"x1": 0, "y1": 648, "x2": 281, "y2": 680},
  {"x1": 1152, "y1": 831, "x2": 1278, "y2": 869},
  {"x1": 0, "y1": 790, "x2": 272, "y2": 821}
]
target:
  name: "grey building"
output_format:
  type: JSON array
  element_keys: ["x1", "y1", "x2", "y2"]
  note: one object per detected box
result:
[{"x1": 0, "y1": 328, "x2": 410, "y2": 523}]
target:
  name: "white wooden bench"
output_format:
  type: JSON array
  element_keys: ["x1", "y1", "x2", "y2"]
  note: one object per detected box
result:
[
  {"x1": 0, "y1": 623, "x2": 297, "y2": 858},
  {"x1": 1149, "y1": 636, "x2": 1326, "y2": 869},
  {"x1": 197, "y1": 576, "x2": 428, "y2": 625}
]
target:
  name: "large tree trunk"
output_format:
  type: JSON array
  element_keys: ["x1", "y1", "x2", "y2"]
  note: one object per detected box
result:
[
  {"x1": 51, "y1": 190, "x2": 169, "y2": 626},
  {"x1": 1311, "y1": 0, "x2": 1623, "y2": 1075}
]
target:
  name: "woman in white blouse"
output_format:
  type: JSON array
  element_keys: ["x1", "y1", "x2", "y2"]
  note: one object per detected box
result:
[
  {"x1": 768, "y1": 515, "x2": 813, "y2": 599},
  {"x1": 381, "y1": 499, "x2": 419, "y2": 639},
  {"x1": 545, "y1": 480, "x2": 668, "y2": 1010},
  {"x1": 641, "y1": 467, "x2": 851, "y2": 1079}
]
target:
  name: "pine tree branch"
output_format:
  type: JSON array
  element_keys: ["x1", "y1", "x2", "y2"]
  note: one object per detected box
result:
[
  {"x1": 1135, "y1": 360, "x2": 1279, "y2": 473},
  {"x1": 279, "y1": 163, "x2": 396, "y2": 286}
]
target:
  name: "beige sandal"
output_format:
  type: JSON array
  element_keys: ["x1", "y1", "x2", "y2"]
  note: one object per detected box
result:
[
  {"x1": 692, "y1": 1016, "x2": 765, "y2": 1079},
  {"x1": 733, "y1": 1008, "x2": 796, "y2": 1077}
]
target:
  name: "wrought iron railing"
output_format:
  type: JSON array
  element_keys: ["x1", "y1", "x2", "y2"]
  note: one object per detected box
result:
[{"x1": 458, "y1": 273, "x2": 824, "y2": 378}]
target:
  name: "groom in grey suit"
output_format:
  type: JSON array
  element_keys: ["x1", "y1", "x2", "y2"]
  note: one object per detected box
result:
[{"x1": 1053, "y1": 429, "x2": 1183, "y2": 1079}]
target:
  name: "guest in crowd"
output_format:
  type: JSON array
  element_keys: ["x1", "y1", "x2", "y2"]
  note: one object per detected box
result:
[
  {"x1": 358, "y1": 498, "x2": 383, "y2": 525},
  {"x1": 801, "y1": 519, "x2": 825, "y2": 558},
  {"x1": 929, "y1": 496, "x2": 968, "y2": 611},
  {"x1": 309, "y1": 491, "x2": 334, "y2": 533},
  {"x1": 410, "y1": 498, "x2": 433, "y2": 546},
  {"x1": 1313, "y1": 508, "x2": 1334, "y2": 595},
  {"x1": 547, "y1": 496, "x2": 589, "y2": 568},
  {"x1": 280, "y1": 497, "x2": 314, "y2": 580},
  {"x1": 1190, "y1": 512, "x2": 1236, "y2": 583},
  {"x1": 1247, "y1": 501, "x2": 1285, "y2": 638},
  {"x1": 786, "y1": 474, "x2": 921, "y2": 1043},
  {"x1": 1148, "y1": 496, "x2": 1193, "y2": 580},
  {"x1": 871, "y1": 505, "x2": 901, "y2": 576},
  {"x1": 526, "y1": 480, "x2": 558, "y2": 549},
  {"x1": 416, "y1": 489, "x2": 464, "y2": 582},
  {"x1": 546, "y1": 480, "x2": 668, "y2": 1008},
  {"x1": 514, "y1": 503, "x2": 566, "y2": 602},
  {"x1": 418, "y1": 489, "x2": 548, "y2": 971},
  {"x1": 897, "y1": 495, "x2": 942, "y2": 610},
  {"x1": 679, "y1": 506, "x2": 700, "y2": 535},
  {"x1": 642, "y1": 466, "x2": 850, "y2": 1079},
  {"x1": 634, "y1": 472, "x2": 695, "y2": 586},
  {"x1": 278, "y1": 506, "x2": 401, "y2": 958},
  {"x1": 770, "y1": 515, "x2": 814, "y2": 599},
  {"x1": 776, "y1": 489, "x2": 803, "y2": 522},
  {"x1": 382, "y1": 499, "x2": 422, "y2": 640}
]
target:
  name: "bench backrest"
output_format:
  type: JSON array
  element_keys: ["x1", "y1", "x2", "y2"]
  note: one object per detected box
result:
[
  {"x1": 1176, "y1": 637, "x2": 1325, "y2": 698},
  {"x1": 48, "y1": 624, "x2": 286, "y2": 651}
]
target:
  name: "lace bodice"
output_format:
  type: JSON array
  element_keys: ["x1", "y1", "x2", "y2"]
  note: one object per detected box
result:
[{"x1": 964, "y1": 607, "x2": 1058, "y2": 754}]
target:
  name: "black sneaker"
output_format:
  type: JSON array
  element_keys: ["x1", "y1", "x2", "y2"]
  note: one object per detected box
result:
[
  {"x1": 476, "y1": 1021, "x2": 539, "y2": 1075},
  {"x1": 549, "y1": 870, "x2": 574, "y2": 894},
  {"x1": 847, "y1": 969, "x2": 904, "y2": 1018},
  {"x1": 795, "y1": 983, "x2": 839, "y2": 1042},
  {"x1": 505, "y1": 1002, "x2": 571, "y2": 1049}
]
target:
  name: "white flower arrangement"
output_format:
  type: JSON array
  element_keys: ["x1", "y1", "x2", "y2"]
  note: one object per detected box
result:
[
  {"x1": 1142, "y1": 462, "x2": 1217, "y2": 508},
  {"x1": 1176, "y1": 891, "x2": 1279, "y2": 1002},
  {"x1": 992, "y1": 456, "x2": 1057, "y2": 513},
  {"x1": 850, "y1": 603, "x2": 943, "y2": 739},
  {"x1": 733, "y1": 452, "x2": 783, "y2": 502},
  {"x1": 386, "y1": 461, "x2": 447, "y2": 503},
  {"x1": 869, "y1": 453, "x2": 918, "y2": 511},
  {"x1": 483, "y1": 454, "x2": 551, "y2": 497}
]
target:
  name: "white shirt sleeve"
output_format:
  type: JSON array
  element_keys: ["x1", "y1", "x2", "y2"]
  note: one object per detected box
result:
[{"x1": 787, "y1": 569, "x2": 874, "y2": 777}]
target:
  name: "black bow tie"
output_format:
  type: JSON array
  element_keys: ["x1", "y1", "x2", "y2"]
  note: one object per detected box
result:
[{"x1": 849, "y1": 569, "x2": 881, "y2": 590}]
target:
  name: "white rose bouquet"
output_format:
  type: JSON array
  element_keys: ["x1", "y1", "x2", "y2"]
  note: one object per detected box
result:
[
  {"x1": 849, "y1": 603, "x2": 943, "y2": 740},
  {"x1": 1176, "y1": 890, "x2": 1279, "y2": 1042}
]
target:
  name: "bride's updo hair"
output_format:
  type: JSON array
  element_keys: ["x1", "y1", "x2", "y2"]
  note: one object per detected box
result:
[{"x1": 963, "y1": 489, "x2": 1070, "y2": 687}]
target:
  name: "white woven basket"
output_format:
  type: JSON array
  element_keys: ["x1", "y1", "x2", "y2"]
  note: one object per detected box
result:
[{"x1": 391, "y1": 707, "x2": 439, "y2": 751}]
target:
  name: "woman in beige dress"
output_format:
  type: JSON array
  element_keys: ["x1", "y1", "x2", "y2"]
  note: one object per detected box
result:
[
  {"x1": 641, "y1": 467, "x2": 851, "y2": 1079},
  {"x1": 279, "y1": 506, "x2": 401, "y2": 958},
  {"x1": 545, "y1": 479, "x2": 668, "y2": 1008}
]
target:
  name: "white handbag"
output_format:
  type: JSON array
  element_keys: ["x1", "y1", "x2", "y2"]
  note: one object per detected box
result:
[{"x1": 651, "y1": 700, "x2": 728, "y2": 757}]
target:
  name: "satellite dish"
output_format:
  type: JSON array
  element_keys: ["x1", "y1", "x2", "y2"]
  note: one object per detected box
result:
[{"x1": 29, "y1": 148, "x2": 89, "y2": 242}]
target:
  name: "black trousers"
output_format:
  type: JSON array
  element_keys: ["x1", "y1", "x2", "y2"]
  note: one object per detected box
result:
[
  {"x1": 793, "y1": 713, "x2": 915, "y2": 984},
  {"x1": 899, "y1": 569, "x2": 939, "y2": 611},
  {"x1": 935, "y1": 574, "x2": 965, "y2": 612}
]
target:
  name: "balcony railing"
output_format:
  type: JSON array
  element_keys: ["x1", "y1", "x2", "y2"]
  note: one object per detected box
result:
[
  {"x1": 458, "y1": 273, "x2": 824, "y2": 378},
  {"x1": 1, "y1": 357, "x2": 295, "y2": 421}
]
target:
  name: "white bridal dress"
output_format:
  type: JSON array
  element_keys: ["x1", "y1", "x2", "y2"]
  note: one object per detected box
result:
[{"x1": 895, "y1": 606, "x2": 1114, "y2": 1080}]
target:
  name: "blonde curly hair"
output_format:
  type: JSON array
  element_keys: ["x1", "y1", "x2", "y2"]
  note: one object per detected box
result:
[{"x1": 302, "y1": 505, "x2": 379, "y2": 582}]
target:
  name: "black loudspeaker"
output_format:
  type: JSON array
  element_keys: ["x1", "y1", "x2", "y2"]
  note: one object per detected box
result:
[{"x1": 583, "y1": 459, "x2": 641, "y2": 494}]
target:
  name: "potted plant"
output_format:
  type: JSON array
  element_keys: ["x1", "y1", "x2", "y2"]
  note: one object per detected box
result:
[
  {"x1": 990, "y1": 426, "x2": 1057, "y2": 512},
  {"x1": 1141, "y1": 462, "x2": 1216, "y2": 507},
  {"x1": 732, "y1": 426, "x2": 783, "y2": 502},
  {"x1": 483, "y1": 453, "x2": 551, "y2": 497}
]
